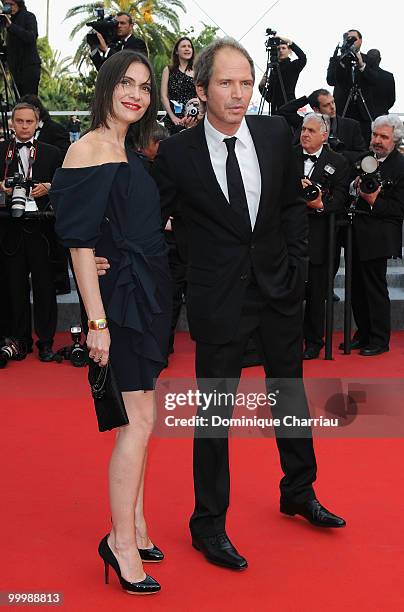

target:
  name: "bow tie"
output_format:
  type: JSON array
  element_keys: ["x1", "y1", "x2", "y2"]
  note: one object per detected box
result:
[
  {"x1": 303, "y1": 154, "x2": 318, "y2": 163},
  {"x1": 16, "y1": 141, "x2": 34, "y2": 149}
]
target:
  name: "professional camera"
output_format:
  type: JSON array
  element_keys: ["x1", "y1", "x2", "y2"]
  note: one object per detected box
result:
[
  {"x1": 302, "y1": 163, "x2": 336, "y2": 201},
  {"x1": 86, "y1": 7, "x2": 118, "y2": 47},
  {"x1": 0, "y1": 337, "x2": 28, "y2": 369},
  {"x1": 265, "y1": 28, "x2": 283, "y2": 63},
  {"x1": 4, "y1": 172, "x2": 37, "y2": 218},
  {"x1": 338, "y1": 33, "x2": 358, "y2": 66},
  {"x1": 55, "y1": 326, "x2": 88, "y2": 367},
  {"x1": 0, "y1": 1, "x2": 12, "y2": 28},
  {"x1": 184, "y1": 99, "x2": 199, "y2": 117},
  {"x1": 355, "y1": 155, "x2": 394, "y2": 194}
]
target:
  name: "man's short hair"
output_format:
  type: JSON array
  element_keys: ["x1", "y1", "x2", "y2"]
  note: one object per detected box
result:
[
  {"x1": 372, "y1": 115, "x2": 404, "y2": 147},
  {"x1": 193, "y1": 37, "x2": 255, "y2": 93},
  {"x1": 308, "y1": 89, "x2": 331, "y2": 110},
  {"x1": 367, "y1": 49, "x2": 381, "y2": 67},
  {"x1": 11, "y1": 103, "x2": 40, "y2": 121},
  {"x1": 348, "y1": 29, "x2": 362, "y2": 40},
  {"x1": 150, "y1": 122, "x2": 169, "y2": 143},
  {"x1": 303, "y1": 112, "x2": 330, "y2": 134},
  {"x1": 117, "y1": 12, "x2": 133, "y2": 25}
]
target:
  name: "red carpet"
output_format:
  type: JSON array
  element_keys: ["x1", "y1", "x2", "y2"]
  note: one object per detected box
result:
[{"x1": 2, "y1": 332, "x2": 404, "y2": 611}]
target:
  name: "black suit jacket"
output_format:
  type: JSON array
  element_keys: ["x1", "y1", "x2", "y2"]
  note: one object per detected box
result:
[
  {"x1": 36, "y1": 119, "x2": 71, "y2": 160},
  {"x1": 91, "y1": 34, "x2": 148, "y2": 70},
  {"x1": 353, "y1": 149, "x2": 404, "y2": 261},
  {"x1": 0, "y1": 141, "x2": 61, "y2": 247},
  {"x1": 6, "y1": 8, "x2": 41, "y2": 81},
  {"x1": 278, "y1": 96, "x2": 367, "y2": 163},
  {"x1": 295, "y1": 145, "x2": 349, "y2": 264},
  {"x1": 372, "y1": 67, "x2": 396, "y2": 117},
  {"x1": 153, "y1": 115, "x2": 308, "y2": 344},
  {"x1": 259, "y1": 43, "x2": 306, "y2": 112},
  {"x1": 327, "y1": 52, "x2": 377, "y2": 121}
]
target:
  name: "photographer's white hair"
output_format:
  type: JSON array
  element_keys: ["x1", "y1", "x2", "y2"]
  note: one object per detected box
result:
[
  {"x1": 372, "y1": 114, "x2": 404, "y2": 146},
  {"x1": 303, "y1": 112, "x2": 330, "y2": 133}
]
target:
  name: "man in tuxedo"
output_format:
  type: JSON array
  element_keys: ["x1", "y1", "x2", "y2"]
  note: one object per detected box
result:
[
  {"x1": 348, "y1": 114, "x2": 404, "y2": 356},
  {"x1": 153, "y1": 38, "x2": 346, "y2": 570},
  {"x1": 327, "y1": 29, "x2": 377, "y2": 144},
  {"x1": 0, "y1": 103, "x2": 61, "y2": 360},
  {"x1": 366, "y1": 49, "x2": 396, "y2": 117},
  {"x1": 89, "y1": 12, "x2": 147, "y2": 71},
  {"x1": 294, "y1": 114, "x2": 349, "y2": 359},
  {"x1": 258, "y1": 35, "x2": 306, "y2": 114},
  {"x1": 278, "y1": 89, "x2": 367, "y2": 164}
]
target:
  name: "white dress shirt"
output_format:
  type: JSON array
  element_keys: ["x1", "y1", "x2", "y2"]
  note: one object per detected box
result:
[
  {"x1": 15, "y1": 139, "x2": 37, "y2": 211},
  {"x1": 204, "y1": 116, "x2": 261, "y2": 229},
  {"x1": 303, "y1": 146, "x2": 323, "y2": 178}
]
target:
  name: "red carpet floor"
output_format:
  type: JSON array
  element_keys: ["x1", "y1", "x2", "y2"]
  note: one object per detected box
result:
[{"x1": 2, "y1": 332, "x2": 404, "y2": 611}]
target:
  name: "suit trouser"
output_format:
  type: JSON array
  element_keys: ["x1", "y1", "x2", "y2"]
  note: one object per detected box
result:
[
  {"x1": 190, "y1": 283, "x2": 317, "y2": 537},
  {"x1": 13, "y1": 66, "x2": 41, "y2": 97},
  {"x1": 2, "y1": 225, "x2": 57, "y2": 345},
  {"x1": 165, "y1": 230, "x2": 187, "y2": 352},
  {"x1": 351, "y1": 244, "x2": 390, "y2": 347},
  {"x1": 303, "y1": 261, "x2": 328, "y2": 349}
]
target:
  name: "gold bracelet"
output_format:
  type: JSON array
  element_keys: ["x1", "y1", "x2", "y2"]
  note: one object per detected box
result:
[{"x1": 88, "y1": 318, "x2": 108, "y2": 330}]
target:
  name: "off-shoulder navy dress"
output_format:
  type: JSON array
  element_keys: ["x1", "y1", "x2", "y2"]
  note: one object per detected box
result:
[{"x1": 50, "y1": 150, "x2": 171, "y2": 391}]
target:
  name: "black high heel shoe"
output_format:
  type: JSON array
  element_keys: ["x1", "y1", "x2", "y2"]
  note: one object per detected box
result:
[
  {"x1": 138, "y1": 544, "x2": 164, "y2": 563},
  {"x1": 98, "y1": 534, "x2": 161, "y2": 595}
]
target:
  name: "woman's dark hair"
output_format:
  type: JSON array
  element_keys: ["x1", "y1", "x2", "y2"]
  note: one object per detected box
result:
[
  {"x1": 19, "y1": 94, "x2": 50, "y2": 122},
  {"x1": 169, "y1": 37, "x2": 194, "y2": 73},
  {"x1": 90, "y1": 50, "x2": 158, "y2": 150}
]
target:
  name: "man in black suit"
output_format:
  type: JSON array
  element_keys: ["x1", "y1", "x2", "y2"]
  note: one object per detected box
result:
[
  {"x1": 327, "y1": 29, "x2": 377, "y2": 144},
  {"x1": 89, "y1": 11, "x2": 147, "y2": 71},
  {"x1": 348, "y1": 114, "x2": 404, "y2": 356},
  {"x1": 278, "y1": 89, "x2": 367, "y2": 164},
  {"x1": 153, "y1": 38, "x2": 345, "y2": 570},
  {"x1": 366, "y1": 49, "x2": 396, "y2": 117},
  {"x1": 294, "y1": 113, "x2": 349, "y2": 359},
  {"x1": 258, "y1": 35, "x2": 306, "y2": 114},
  {"x1": 3, "y1": 0, "x2": 41, "y2": 95},
  {"x1": 0, "y1": 103, "x2": 61, "y2": 360}
]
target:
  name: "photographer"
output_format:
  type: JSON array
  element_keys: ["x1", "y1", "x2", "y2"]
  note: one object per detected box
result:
[
  {"x1": 278, "y1": 89, "x2": 366, "y2": 164},
  {"x1": 366, "y1": 49, "x2": 396, "y2": 117},
  {"x1": 2, "y1": 0, "x2": 41, "y2": 96},
  {"x1": 258, "y1": 35, "x2": 306, "y2": 114},
  {"x1": 347, "y1": 115, "x2": 404, "y2": 356},
  {"x1": 327, "y1": 29, "x2": 377, "y2": 144},
  {"x1": 0, "y1": 103, "x2": 61, "y2": 361},
  {"x1": 89, "y1": 11, "x2": 147, "y2": 71},
  {"x1": 294, "y1": 113, "x2": 349, "y2": 359}
]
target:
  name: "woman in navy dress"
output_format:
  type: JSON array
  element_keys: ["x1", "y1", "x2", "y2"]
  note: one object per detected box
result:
[{"x1": 50, "y1": 51, "x2": 171, "y2": 595}]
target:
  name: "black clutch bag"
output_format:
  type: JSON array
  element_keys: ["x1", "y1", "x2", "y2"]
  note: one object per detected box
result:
[{"x1": 88, "y1": 361, "x2": 129, "y2": 432}]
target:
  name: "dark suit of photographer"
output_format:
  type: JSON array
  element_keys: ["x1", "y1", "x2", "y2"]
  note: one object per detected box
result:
[
  {"x1": 295, "y1": 114, "x2": 349, "y2": 359},
  {"x1": 259, "y1": 37, "x2": 306, "y2": 114},
  {"x1": 327, "y1": 30, "x2": 378, "y2": 145},
  {"x1": 0, "y1": 105, "x2": 61, "y2": 360},
  {"x1": 350, "y1": 116, "x2": 404, "y2": 355},
  {"x1": 3, "y1": 0, "x2": 41, "y2": 96},
  {"x1": 366, "y1": 49, "x2": 396, "y2": 117},
  {"x1": 89, "y1": 12, "x2": 147, "y2": 71},
  {"x1": 279, "y1": 91, "x2": 367, "y2": 165}
]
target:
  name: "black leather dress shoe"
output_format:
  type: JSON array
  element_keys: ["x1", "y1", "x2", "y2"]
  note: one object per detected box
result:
[
  {"x1": 359, "y1": 344, "x2": 389, "y2": 356},
  {"x1": 280, "y1": 498, "x2": 346, "y2": 528},
  {"x1": 303, "y1": 346, "x2": 321, "y2": 360},
  {"x1": 138, "y1": 545, "x2": 164, "y2": 563},
  {"x1": 192, "y1": 533, "x2": 248, "y2": 570},
  {"x1": 338, "y1": 338, "x2": 367, "y2": 351},
  {"x1": 38, "y1": 342, "x2": 55, "y2": 362}
]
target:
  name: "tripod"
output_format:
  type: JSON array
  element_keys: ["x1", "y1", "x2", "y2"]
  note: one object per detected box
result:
[
  {"x1": 258, "y1": 43, "x2": 288, "y2": 116},
  {"x1": 0, "y1": 35, "x2": 20, "y2": 140},
  {"x1": 341, "y1": 62, "x2": 373, "y2": 122}
]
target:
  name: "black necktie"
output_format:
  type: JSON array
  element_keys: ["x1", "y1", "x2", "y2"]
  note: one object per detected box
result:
[
  {"x1": 17, "y1": 141, "x2": 33, "y2": 149},
  {"x1": 223, "y1": 137, "x2": 251, "y2": 229},
  {"x1": 303, "y1": 154, "x2": 318, "y2": 163}
]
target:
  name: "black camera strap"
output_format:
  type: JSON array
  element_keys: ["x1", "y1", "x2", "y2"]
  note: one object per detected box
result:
[{"x1": 3, "y1": 139, "x2": 38, "y2": 183}]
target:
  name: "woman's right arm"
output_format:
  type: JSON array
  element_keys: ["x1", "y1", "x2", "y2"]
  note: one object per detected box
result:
[
  {"x1": 63, "y1": 142, "x2": 110, "y2": 366},
  {"x1": 160, "y1": 66, "x2": 182, "y2": 126}
]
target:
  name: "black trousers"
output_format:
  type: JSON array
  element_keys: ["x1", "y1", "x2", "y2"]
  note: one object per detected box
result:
[
  {"x1": 351, "y1": 241, "x2": 390, "y2": 347},
  {"x1": 190, "y1": 283, "x2": 317, "y2": 537},
  {"x1": 13, "y1": 66, "x2": 41, "y2": 97},
  {"x1": 304, "y1": 261, "x2": 328, "y2": 349},
  {"x1": 165, "y1": 230, "x2": 187, "y2": 353},
  {"x1": 2, "y1": 224, "x2": 57, "y2": 345}
]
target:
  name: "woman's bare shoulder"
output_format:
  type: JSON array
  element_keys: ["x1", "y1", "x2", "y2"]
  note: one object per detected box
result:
[{"x1": 63, "y1": 136, "x2": 100, "y2": 169}]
